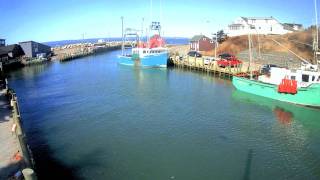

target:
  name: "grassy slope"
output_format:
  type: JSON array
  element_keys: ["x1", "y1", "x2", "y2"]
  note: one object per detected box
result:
[{"x1": 203, "y1": 29, "x2": 318, "y2": 62}]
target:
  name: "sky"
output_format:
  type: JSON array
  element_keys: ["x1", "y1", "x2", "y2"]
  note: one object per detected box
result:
[{"x1": 0, "y1": 0, "x2": 318, "y2": 44}]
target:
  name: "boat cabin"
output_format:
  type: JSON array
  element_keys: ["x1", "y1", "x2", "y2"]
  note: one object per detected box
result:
[
  {"x1": 132, "y1": 47, "x2": 167, "y2": 57},
  {"x1": 258, "y1": 67, "x2": 320, "y2": 87}
]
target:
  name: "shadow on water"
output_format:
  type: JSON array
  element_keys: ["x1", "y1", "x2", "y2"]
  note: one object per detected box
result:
[
  {"x1": 27, "y1": 130, "x2": 79, "y2": 180},
  {"x1": 231, "y1": 90, "x2": 320, "y2": 126},
  {"x1": 242, "y1": 149, "x2": 253, "y2": 180},
  {"x1": 0, "y1": 161, "x2": 23, "y2": 179},
  {"x1": 5, "y1": 62, "x2": 80, "y2": 179}
]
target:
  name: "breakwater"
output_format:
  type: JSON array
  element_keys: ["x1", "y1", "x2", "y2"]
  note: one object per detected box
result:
[{"x1": 52, "y1": 41, "x2": 123, "y2": 61}]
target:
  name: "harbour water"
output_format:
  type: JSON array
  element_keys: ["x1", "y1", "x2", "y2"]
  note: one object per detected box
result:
[{"x1": 7, "y1": 50, "x2": 320, "y2": 180}]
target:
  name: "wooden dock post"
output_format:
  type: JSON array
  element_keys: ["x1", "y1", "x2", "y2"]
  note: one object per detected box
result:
[{"x1": 22, "y1": 168, "x2": 37, "y2": 180}]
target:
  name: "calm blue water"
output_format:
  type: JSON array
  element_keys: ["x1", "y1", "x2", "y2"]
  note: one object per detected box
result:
[{"x1": 7, "y1": 50, "x2": 320, "y2": 180}]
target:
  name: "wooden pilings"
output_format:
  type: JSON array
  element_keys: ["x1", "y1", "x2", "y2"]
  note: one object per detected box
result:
[
  {"x1": 170, "y1": 55, "x2": 246, "y2": 78},
  {"x1": 7, "y1": 85, "x2": 37, "y2": 180}
]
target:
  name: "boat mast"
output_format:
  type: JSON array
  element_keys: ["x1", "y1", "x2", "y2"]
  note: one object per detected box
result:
[
  {"x1": 148, "y1": 0, "x2": 153, "y2": 48},
  {"x1": 245, "y1": 20, "x2": 253, "y2": 79},
  {"x1": 248, "y1": 32, "x2": 253, "y2": 79},
  {"x1": 160, "y1": 0, "x2": 163, "y2": 36},
  {"x1": 314, "y1": 0, "x2": 319, "y2": 68}
]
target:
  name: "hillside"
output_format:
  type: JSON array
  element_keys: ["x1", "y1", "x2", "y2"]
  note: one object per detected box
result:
[{"x1": 214, "y1": 28, "x2": 318, "y2": 63}]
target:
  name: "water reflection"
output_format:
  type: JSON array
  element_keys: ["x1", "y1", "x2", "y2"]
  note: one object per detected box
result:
[
  {"x1": 8, "y1": 62, "x2": 53, "y2": 80},
  {"x1": 232, "y1": 90, "x2": 320, "y2": 127},
  {"x1": 273, "y1": 107, "x2": 293, "y2": 125}
]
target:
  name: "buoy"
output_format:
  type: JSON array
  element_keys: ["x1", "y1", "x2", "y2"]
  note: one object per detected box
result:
[{"x1": 13, "y1": 151, "x2": 22, "y2": 161}]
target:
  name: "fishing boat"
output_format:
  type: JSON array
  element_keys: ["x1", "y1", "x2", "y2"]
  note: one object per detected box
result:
[
  {"x1": 232, "y1": 68, "x2": 320, "y2": 107},
  {"x1": 233, "y1": 0, "x2": 320, "y2": 107},
  {"x1": 118, "y1": 21, "x2": 168, "y2": 68}
]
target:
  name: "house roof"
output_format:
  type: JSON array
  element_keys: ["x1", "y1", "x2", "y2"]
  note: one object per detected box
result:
[
  {"x1": 19, "y1": 41, "x2": 35, "y2": 44},
  {"x1": 241, "y1": 16, "x2": 275, "y2": 20},
  {"x1": 282, "y1": 24, "x2": 296, "y2": 31},
  {"x1": 283, "y1": 23, "x2": 303, "y2": 27},
  {"x1": 190, "y1": 35, "x2": 210, "y2": 42},
  {"x1": 0, "y1": 45, "x2": 16, "y2": 55},
  {"x1": 19, "y1": 41, "x2": 51, "y2": 48},
  {"x1": 0, "y1": 44, "x2": 25, "y2": 56},
  {"x1": 228, "y1": 23, "x2": 245, "y2": 27},
  {"x1": 240, "y1": 16, "x2": 282, "y2": 26}
]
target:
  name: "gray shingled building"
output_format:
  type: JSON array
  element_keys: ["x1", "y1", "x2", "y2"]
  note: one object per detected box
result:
[{"x1": 19, "y1": 41, "x2": 51, "y2": 58}]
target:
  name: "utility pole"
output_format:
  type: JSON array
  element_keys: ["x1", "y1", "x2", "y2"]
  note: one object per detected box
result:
[
  {"x1": 215, "y1": 31, "x2": 219, "y2": 59},
  {"x1": 81, "y1": 33, "x2": 86, "y2": 52},
  {"x1": 248, "y1": 33, "x2": 253, "y2": 79},
  {"x1": 121, "y1": 16, "x2": 124, "y2": 56}
]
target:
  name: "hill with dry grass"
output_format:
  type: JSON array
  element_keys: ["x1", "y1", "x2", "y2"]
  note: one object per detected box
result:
[{"x1": 203, "y1": 28, "x2": 318, "y2": 63}]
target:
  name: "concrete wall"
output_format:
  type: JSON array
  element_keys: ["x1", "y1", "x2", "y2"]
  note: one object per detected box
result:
[{"x1": 19, "y1": 41, "x2": 51, "y2": 58}]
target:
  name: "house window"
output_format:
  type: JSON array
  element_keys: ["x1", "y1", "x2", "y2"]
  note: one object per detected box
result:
[
  {"x1": 291, "y1": 76, "x2": 296, "y2": 80},
  {"x1": 203, "y1": 38, "x2": 206, "y2": 41},
  {"x1": 210, "y1": 40, "x2": 214, "y2": 43},
  {"x1": 302, "y1": 74, "x2": 309, "y2": 82},
  {"x1": 252, "y1": 19, "x2": 256, "y2": 23}
]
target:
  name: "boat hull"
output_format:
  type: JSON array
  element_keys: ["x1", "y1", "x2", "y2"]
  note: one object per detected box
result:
[
  {"x1": 118, "y1": 52, "x2": 168, "y2": 68},
  {"x1": 232, "y1": 76, "x2": 320, "y2": 107}
]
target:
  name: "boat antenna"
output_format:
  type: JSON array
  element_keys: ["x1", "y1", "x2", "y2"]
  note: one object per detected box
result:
[
  {"x1": 160, "y1": 0, "x2": 163, "y2": 36},
  {"x1": 150, "y1": 0, "x2": 153, "y2": 23},
  {"x1": 141, "y1": 17, "x2": 144, "y2": 40}
]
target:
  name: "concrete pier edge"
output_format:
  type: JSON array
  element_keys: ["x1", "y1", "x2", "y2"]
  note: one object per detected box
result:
[{"x1": 5, "y1": 79, "x2": 37, "y2": 180}]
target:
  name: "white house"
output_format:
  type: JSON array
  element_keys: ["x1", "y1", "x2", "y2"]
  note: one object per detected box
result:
[{"x1": 226, "y1": 17, "x2": 296, "y2": 37}]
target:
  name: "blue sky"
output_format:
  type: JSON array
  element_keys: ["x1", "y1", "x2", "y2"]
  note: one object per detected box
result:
[{"x1": 0, "y1": 0, "x2": 318, "y2": 44}]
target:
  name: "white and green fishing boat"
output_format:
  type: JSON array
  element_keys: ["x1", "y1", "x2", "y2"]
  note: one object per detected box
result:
[
  {"x1": 232, "y1": 67, "x2": 320, "y2": 107},
  {"x1": 233, "y1": 0, "x2": 320, "y2": 107}
]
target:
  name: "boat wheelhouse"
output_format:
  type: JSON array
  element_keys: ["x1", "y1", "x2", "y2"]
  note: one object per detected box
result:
[{"x1": 118, "y1": 21, "x2": 168, "y2": 68}]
